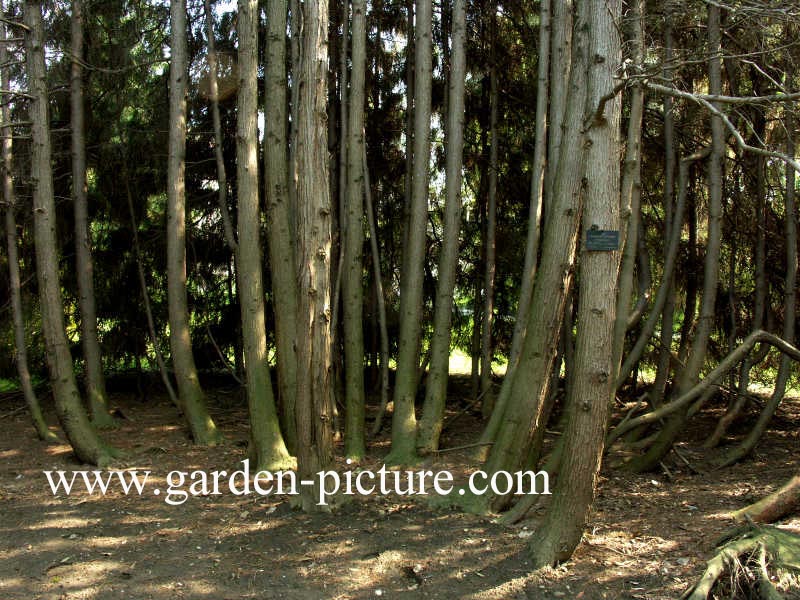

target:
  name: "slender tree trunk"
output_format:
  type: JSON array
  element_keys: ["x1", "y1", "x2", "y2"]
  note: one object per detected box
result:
[
  {"x1": 203, "y1": 0, "x2": 236, "y2": 253},
  {"x1": 167, "y1": 0, "x2": 220, "y2": 445},
  {"x1": 25, "y1": 0, "x2": 114, "y2": 465},
  {"x1": 530, "y1": 0, "x2": 622, "y2": 567},
  {"x1": 237, "y1": 0, "x2": 292, "y2": 471},
  {"x1": 342, "y1": 0, "x2": 367, "y2": 459},
  {"x1": 416, "y1": 0, "x2": 467, "y2": 454},
  {"x1": 628, "y1": 3, "x2": 725, "y2": 472},
  {"x1": 294, "y1": 0, "x2": 335, "y2": 510},
  {"x1": 385, "y1": 0, "x2": 433, "y2": 466},
  {"x1": 611, "y1": 0, "x2": 644, "y2": 381},
  {"x1": 2, "y1": 28, "x2": 54, "y2": 441},
  {"x1": 480, "y1": 15, "x2": 498, "y2": 416},
  {"x1": 71, "y1": 0, "x2": 114, "y2": 428},
  {"x1": 265, "y1": 0, "x2": 299, "y2": 453}
]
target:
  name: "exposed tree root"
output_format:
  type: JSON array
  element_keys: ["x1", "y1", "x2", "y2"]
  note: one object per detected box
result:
[
  {"x1": 731, "y1": 475, "x2": 800, "y2": 525},
  {"x1": 681, "y1": 524, "x2": 800, "y2": 600}
]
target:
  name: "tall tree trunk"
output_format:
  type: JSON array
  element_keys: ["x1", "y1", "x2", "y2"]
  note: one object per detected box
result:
[
  {"x1": 25, "y1": 0, "x2": 114, "y2": 465},
  {"x1": 237, "y1": 0, "x2": 292, "y2": 471},
  {"x1": 265, "y1": 0, "x2": 299, "y2": 453},
  {"x1": 167, "y1": 0, "x2": 220, "y2": 445},
  {"x1": 480, "y1": 0, "x2": 589, "y2": 512},
  {"x1": 342, "y1": 0, "x2": 367, "y2": 459},
  {"x1": 530, "y1": 0, "x2": 622, "y2": 567},
  {"x1": 416, "y1": 0, "x2": 468, "y2": 454},
  {"x1": 475, "y1": 0, "x2": 553, "y2": 460},
  {"x1": 71, "y1": 0, "x2": 114, "y2": 428},
  {"x1": 2, "y1": 19, "x2": 54, "y2": 441},
  {"x1": 480, "y1": 15, "x2": 498, "y2": 417},
  {"x1": 385, "y1": 0, "x2": 433, "y2": 466},
  {"x1": 294, "y1": 0, "x2": 335, "y2": 510},
  {"x1": 629, "y1": 4, "x2": 725, "y2": 472}
]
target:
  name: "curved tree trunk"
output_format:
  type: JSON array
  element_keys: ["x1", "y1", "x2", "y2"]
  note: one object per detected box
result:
[
  {"x1": 25, "y1": 0, "x2": 114, "y2": 465},
  {"x1": 71, "y1": 0, "x2": 114, "y2": 428},
  {"x1": 416, "y1": 0, "x2": 467, "y2": 454},
  {"x1": 166, "y1": 0, "x2": 220, "y2": 445}
]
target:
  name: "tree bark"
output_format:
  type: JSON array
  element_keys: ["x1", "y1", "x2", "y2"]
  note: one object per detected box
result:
[
  {"x1": 2, "y1": 19, "x2": 54, "y2": 441},
  {"x1": 265, "y1": 0, "x2": 299, "y2": 453},
  {"x1": 386, "y1": 0, "x2": 433, "y2": 466},
  {"x1": 294, "y1": 0, "x2": 335, "y2": 510},
  {"x1": 71, "y1": 0, "x2": 114, "y2": 428},
  {"x1": 416, "y1": 0, "x2": 467, "y2": 454},
  {"x1": 25, "y1": 0, "x2": 114, "y2": 465},
  {"x1": 530, "y1": 0, "x2": 622, "y2": 568},
  {"x1": 237, "y1": 0, "x2": 292, "y2": 471},
  {"x1": 166, "y1": 0, "x2": 220, "y2": 445}
]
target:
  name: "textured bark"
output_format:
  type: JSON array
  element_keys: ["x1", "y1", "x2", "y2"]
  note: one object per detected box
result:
[
  {"x1": 2, "y1": 16, "x2": 54, "y2": 442},
  {"x1": 264, "y1": 0, "x2": 299, "y2": 453},
  {"x1": 530, "y1": 0, "x2": 622, "y2": 567},
  {"x1": 294, "y1": 0, "x2": 335, "y2": 510},
  {"x1": 386, "y1": 0, "x2": 433, "y2": 465},
  {"x1": 731, "y1": 475, "x2": 800, "y2": 524},
  {"x1": 416, "y1": 0, "x2": 467, "y2": 454},
  {"x1": 480, "y1": 1, "x2": 588, "y2": 512},
  {"x1": 25, "y1": 0, "x2": 114, "y2": 465},
  {"x1": 71, "y1": 0, "x2": 114, "y2": 428},
  {"x1": 166, "y1": 0, "x2": 220, "y2": 445},
  {"x1": 237, "y1": 0, "x2": 292, "y2": 471}
]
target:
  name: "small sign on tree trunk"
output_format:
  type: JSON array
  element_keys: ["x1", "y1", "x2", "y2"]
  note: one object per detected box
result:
[{"x1": 586, "y1": 228, "x2": 620, "y2": 251}]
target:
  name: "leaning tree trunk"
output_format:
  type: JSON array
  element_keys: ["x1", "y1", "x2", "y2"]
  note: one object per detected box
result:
[
  {"x1": 166, "y1": 0, "x2": 220, "y2": 445},
  {"x1": 294, "y1": 0, "x2": 335, "y2": 511},
  {"x1": 386, "y1": 0, "x2": 433, "y2": 466},
  {"x1": 731, "y1": 474, "x2": 800, "y2": 524},
  {"x1": 342, "y1": 0, "x2": 367, "y2": 459},
  {"x1": 627, "y1": 4, "x2": 725, "y2": 472},
  {"x1": 25, "y1": 0, "x2": 114, "y2": 465},
  {"x1": 237, "y1": 0, "x2": 293, "y2": 471},
  {"x1": 530, "y1": 0, "x2": 623, "y2": 568},
  {"x1": 478, "y1": 0, "x2": 589, "y2": 513},
  {"x1": 2, "y1": 21, "x2": 54, "y2": 441},
  {"x1": 264, "y1": 0, "x2": 299, "y2": 453},
  {"x1": 71, "y1": 0, "x2": 114, "y2": 428},
  {"x1": 416, "y1": 0, "x2": 467, "y2": 454}
]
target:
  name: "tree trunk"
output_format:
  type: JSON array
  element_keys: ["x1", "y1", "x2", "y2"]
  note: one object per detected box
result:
[
  {"x1": 2, "y1": 21, "x2": 54, "y2": 441},
  {"x1": 25, "y1": 0, "x2": 114, "y2": 465},
  {"x1": 265, "y1": 0, "x2": 299, "y2": 453},
  {"x1": 478, "y1": 1, "x2": 588, "y2": 513},
  {"x1": 166, "y1": 0, "x2": 220, "y2": 445},
  {"x1": 294, "y1": 0, "x2": 335, "y2": 510},
  {"x1": 416, "y1": 0, "x2": 467, "y2": 454},
  {"x1": 530, "y1": 0, "x2": 622, "y2": 568},
  {"x1": 480, "y1": 15, "x2": 498, "y2": 416},
  {"x1": 342, "y1": 0, "x2": 367, "y2": 459},
  {"x1": 386, "y1": 0, "x2": 433, "y2": 466},
  {"x1": 71, "y1": 0, "x2": 114, "y2": 428},
  {"x1": 731, "y1": 475, "x2": 800, "y2": 524},
  {"x1": 237, "y1": 0, "x2": 292, "y2": 471}
]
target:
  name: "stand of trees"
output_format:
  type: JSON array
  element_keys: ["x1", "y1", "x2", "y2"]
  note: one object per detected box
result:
[{"x1": 1, "y1": 0, "x2": 798, "y2": 568}]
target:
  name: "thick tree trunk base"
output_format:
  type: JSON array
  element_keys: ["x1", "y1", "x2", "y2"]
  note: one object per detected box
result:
[
  {"x1": 731, "y1": 475, "x2": 800, "y2": 524},
  {"x1": 681, "y1": 525, "x2": 800, "y2": 600}
]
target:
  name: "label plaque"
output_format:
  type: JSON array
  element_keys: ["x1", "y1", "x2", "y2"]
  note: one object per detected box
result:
[{"x1": 586, "y1": 229, "x2": 620, "y2": 251}]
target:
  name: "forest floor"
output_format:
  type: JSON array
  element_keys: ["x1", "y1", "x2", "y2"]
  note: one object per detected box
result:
[{"x1": 0, "y1": 377, "x2": 798, "y2": 600}]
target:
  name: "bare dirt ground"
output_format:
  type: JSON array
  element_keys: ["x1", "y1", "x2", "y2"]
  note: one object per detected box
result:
[{"x1": 0, "y1": 381, "x2": 798, "y2": 600}]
